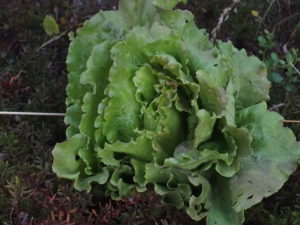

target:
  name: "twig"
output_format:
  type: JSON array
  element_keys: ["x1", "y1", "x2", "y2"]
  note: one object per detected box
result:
[
  {"x1": 269, "y1": 103, "x2": 285, "y2": 111},
  {"x1": 289, "y1": 62, "x2": 300, "y2": 76},
  {"x1": 276, "y1": 0, "x2": 282, "y2": 18},
  {"x1": 37, "y1": 31, "x2": 67, "y2": 50},
  {"x1": 256, "y1": 0, "x2": 275, "y2": 34},
  {"x1": 211, "y1": 0, "x2": 241, "y2": 42},
  {"x1": 0, "y1": 111, "x2": 65, "y2": 117},
  {"x1": 273, "y1": 12, "x2": 299, "y2": 30}
]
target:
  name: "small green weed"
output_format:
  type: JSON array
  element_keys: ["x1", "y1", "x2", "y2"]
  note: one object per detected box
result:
[{"x1": 258, "y1": 30, "x2": 300, "y2": 93}]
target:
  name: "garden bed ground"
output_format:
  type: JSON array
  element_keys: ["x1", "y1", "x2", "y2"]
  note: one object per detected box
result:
[{"x1": 0, "y1": 0, "x2": 300, "y2": 224}]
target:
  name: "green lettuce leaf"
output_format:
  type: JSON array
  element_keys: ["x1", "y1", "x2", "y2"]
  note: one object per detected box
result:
[{"x1": 230, "y1": 102, "x2": 300, "y2": 211}]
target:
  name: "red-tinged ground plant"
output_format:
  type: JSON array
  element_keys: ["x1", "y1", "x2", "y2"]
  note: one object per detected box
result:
[{"x1": 52, "y1": 0, "x2": 300, "y2": 224}]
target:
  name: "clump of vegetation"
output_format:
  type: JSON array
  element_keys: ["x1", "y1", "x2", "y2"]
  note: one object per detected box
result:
[{"x1": 52, "y1": 0, "x2": 299, "y2": 224}]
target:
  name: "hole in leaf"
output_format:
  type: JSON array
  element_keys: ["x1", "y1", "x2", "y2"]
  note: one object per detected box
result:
[{"x1": 247, "y1": 195, "x2": 254, "y2": 200}]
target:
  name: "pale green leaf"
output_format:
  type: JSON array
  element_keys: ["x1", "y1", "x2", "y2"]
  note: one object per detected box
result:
[
  {"x1": 230, "y1": 102, "x2": 300, "y2": 211},
  {"x1": 43, "y1": 15, "x2": 59, "y2": 35}
]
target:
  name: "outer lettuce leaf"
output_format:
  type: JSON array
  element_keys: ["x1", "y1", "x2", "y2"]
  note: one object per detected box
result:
[
  {"x1": 65, "y1": 11, "x2": 126, "y2": 138},
  {"x1": 206, "y1": 176, "x2": 244, "y2": 225},
  {"x1": 230, "y1": 102, "x2": 300, "y2": 211},
  {"x1": 119, "y1": 0, "x2": 156, "y2": 28},
  {"x1": 100, "y1": 134, "x2": 153, "y2": 162},
  {"x1": 52, "y1": 134, "x2": 109, "y2": 192},
  {"x1": 66, "y1": 11, "x2": 123, "y2": 103},
  {"x1": 79, "y1": 41, "x2": 113, "y2": 139},
  {"x1": 186, "y1": 172, "x2": 210, "y2": 221},
  {"x1": 53, "y1": 134, "x2": 85, "y2": 179},
  {"x1": 217, "y1": 41, "x2": 271, "y2": 107},
  {"x1": 109, "y1": 165, "x2": 137, "y2": 199}
]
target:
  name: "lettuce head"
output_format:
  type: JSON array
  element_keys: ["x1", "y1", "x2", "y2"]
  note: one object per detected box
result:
[{"x1": 52, "y1": 0, "x2": 300, "y2": 224}]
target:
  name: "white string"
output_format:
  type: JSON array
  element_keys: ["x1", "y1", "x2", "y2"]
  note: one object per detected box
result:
[
  {"x1": 0, "y1": 111, "x2": 299, "y2": 123},
  {"x1": 0, "y1": 111, "x2": 65, "y2": 117}
]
